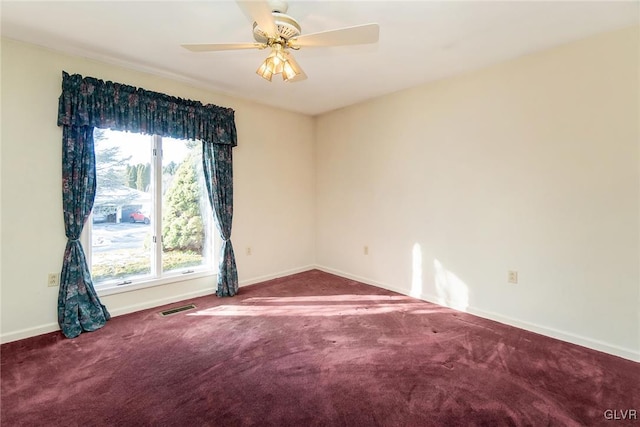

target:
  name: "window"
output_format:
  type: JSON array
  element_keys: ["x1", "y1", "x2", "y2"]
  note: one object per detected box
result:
[{"x1": 85, "y1": 128, "x2": 216, "y2": 291}]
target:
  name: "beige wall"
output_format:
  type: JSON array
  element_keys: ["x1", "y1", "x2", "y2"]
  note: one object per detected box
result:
[
  {"x1": 0, "y1": 39, "x2": 316, "y2": 342},
  {"x1": 316, "y1": 26, "x2": 639, "y2": 361},
  {"x1": 2, "y1": 26, "x2": 639, "y2": 362}
]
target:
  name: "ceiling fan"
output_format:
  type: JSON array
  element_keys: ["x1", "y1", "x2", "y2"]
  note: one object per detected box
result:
[{"x1": 182, "y1": 0, "x2": 379, "y2": 82}]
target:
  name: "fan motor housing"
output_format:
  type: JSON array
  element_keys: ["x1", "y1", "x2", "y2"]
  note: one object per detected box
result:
[{"x1": 253, "y1": 12, "x2": 301, "y2": 43}]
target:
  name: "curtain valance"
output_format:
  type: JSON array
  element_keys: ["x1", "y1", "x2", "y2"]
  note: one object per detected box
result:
[{"x1": 57, "y1": 71, "x2": 237, "y2": 146}]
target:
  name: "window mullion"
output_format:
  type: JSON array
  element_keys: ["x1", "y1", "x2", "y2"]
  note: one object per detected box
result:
[{"x1": 153, "y1": 135, "x2": 163, "y2": 278}]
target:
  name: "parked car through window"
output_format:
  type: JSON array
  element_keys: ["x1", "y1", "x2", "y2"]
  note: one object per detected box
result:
[{"x1": 129, "y1": 210, "x2": 150, "y2": 224}]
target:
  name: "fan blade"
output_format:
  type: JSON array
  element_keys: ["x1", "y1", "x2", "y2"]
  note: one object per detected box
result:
[
  {"x1": 236, "y1": 0, "x2": 277, "y2": 37},
  {"x1": 290, "y1": 23, "x2": 379, "y2": 48},
  {"x1": 182, "y1": 43, "x2": 262, "y2": 52},
  {"x1": 284, "y1": 52, "x2": 307, "y2": 83}
]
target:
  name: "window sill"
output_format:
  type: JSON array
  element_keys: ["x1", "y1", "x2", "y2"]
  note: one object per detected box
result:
[{"x1": 96, "y1": 270, "x2": 216, "y2": 297}]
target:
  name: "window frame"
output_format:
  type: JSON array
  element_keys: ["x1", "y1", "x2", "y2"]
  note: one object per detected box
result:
[{"x1": 83, "y1": 130, "x2": 218, "y2": 296}]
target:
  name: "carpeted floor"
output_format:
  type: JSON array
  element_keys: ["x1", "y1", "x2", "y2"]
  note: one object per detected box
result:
[{"x1": 1, "y1": 270, "x2": 638, "y2": 426}]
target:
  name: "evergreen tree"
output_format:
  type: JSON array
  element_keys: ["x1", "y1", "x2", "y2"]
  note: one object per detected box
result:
[
  {"x1": 94, "y1": 129, "x2": 131, "y2": 192},
  {"x1": 162, "y1": 154, "x2": 204, "y2": 252},
  {"x1": 136, "y1": 164, "x2": 145, "y2": 191},
  {"x1": 93, "y1": 129, "x2": 135, "y2": 221},
  {"x1": 143, "y1": 163, "x2": 151, "y2": 190},
  {"x1": 126, "y1": 165, "x2": 137, "y2": 189},
  {"x1": 163, "y1": 161, "x2": 178, "y2": 176},
  {"x1": 135, "y1": 163, "x2": 151, "y2": 191}
]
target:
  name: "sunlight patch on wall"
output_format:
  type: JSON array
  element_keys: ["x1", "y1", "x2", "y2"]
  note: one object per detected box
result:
[{"x1": 434, "y1": 259, "x2": 469, "y2": 312}]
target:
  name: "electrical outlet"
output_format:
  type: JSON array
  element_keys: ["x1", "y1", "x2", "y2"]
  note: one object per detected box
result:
[
  {"x1": 246, "y1": 247, "x2": 252, "y2": 256},
  {"x1": 508, "y1": 270, "x2": 518, "y2": 284},
  {"x1": 47, "y1": 273, "x2": 59, "y2": 287},
  {"x1": 364, "y1": 246, "x2": 369, "y2": 255}
]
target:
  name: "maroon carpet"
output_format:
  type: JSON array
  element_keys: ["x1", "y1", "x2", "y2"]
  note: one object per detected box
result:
[{"x1": 1, "y1": 270, "x2": 638, "y2": 426}]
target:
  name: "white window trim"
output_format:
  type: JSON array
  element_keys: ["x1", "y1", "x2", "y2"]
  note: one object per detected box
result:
[
  {"x1": 84, "y1": 131, "x2": 218, "y2": 296},
  {"x1": 96, "y1": 270, "x2": 216, "y2": 297}
]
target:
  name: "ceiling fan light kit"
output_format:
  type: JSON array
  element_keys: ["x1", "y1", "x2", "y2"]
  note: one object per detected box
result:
[
  {"x1": 256, "y1": 42, "x2": 301, "y2": 82},
  {"x1": 181, "y1": 0, "x2": 379, "y2": 83}
]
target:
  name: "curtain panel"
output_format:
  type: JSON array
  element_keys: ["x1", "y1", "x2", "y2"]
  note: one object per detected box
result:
[
  {"x1": 56, "y1": 71, "x2": 239, "y2": 338},
  {"x1": 58, "y1": 125, "x2": 110, "y2": 338},
  {"x1": 203, "y1": 144, "x2": 238, "y2": 296}
]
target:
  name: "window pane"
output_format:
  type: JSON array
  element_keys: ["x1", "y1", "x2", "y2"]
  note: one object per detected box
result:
[
  {"x1": 92, "y1": 128, "x2": 153, "y2": 283},
  {"x1": 161, "y1": 138, "x2": 213, "y2": 274}
]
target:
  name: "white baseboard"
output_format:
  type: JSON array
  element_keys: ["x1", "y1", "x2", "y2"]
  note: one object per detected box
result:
[
  {"x1": 0, "y1": 287, "x2": 218, "y2": 344},
  {"x1": 314, "y1": 265, "x2": 408, "y2": 295},
  {"x1": 239, "y1": 265, "x2": 316, "y2": 287},
  {"x1": 105, "y1": 288, "x2": 217, "y2": 317},
  {"x1": 465, "y1": 306, "x2": 640, "y2": 363},
  {"x1": 314, "y1": 264, "x2": 640, "y2": 363},
  {"x1": 0, "y1": 265, "x2": 316, "y2": 345},
  {"x1": 106, "y1": 265, "x2": 316, "y2": 319},
  {"x1": 1, "y1": 323, "x2": 61, "y2": 345}
]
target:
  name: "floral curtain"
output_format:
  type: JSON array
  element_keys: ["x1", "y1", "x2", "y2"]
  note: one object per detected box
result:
[
  {"x1": 58, "y1": 72, "x2": 237, "y2": 144},
  {"x1": 203, "y1": 144, "x2": 238, "y2": 296},
  {"x1": 57, "y1": 71, "x2": 238, "y2": 338},
  {"x1": 58, "y1": 125, "x2": 110, "y2": 338}
]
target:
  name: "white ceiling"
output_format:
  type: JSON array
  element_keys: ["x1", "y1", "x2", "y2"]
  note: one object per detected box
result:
[{"x1": 1, "y1": 1, "x2": 638, "y2": 116}]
